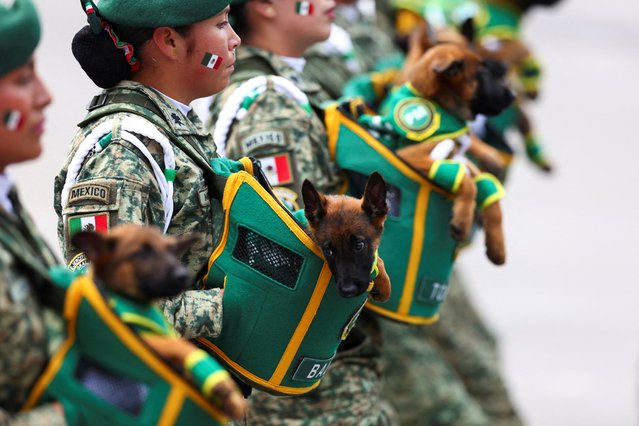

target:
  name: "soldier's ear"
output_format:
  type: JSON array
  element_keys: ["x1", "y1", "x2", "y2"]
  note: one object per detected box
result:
[{"x1": 71, "y1": 231, "x2": 113, "y2": 262}]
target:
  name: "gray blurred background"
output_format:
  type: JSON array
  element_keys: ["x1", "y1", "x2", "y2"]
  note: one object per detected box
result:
[{"x1": 9, "y1": 0, "x2": 639, "y2": 424}]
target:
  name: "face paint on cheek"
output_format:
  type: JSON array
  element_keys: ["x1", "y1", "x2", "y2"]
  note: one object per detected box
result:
[
  {"x1": 3, "y1": 110, "x2": 25, "y2": 132},
  {"x1": 201, "y1": 52, "x2": 223, "y2": 70},
  {"x1": 295, "y1": 1, "x2": 314, "y2": 15}
]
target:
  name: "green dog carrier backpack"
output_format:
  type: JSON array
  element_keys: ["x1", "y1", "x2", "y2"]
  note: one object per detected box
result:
[
  {"x1": 22, "y1": 274, "x2": 227, "y2": 426},
  {"x1": 324, "y1": 103, "x2": 461, "y2": 325},
  {"x1": 197, "y1": 164, "x2": 370, "y2": 396}
]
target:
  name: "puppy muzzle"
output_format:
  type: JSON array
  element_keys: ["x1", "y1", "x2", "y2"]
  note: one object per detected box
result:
[{"x1": 471, "y1": 67, "x2": 515, "y2": 117}]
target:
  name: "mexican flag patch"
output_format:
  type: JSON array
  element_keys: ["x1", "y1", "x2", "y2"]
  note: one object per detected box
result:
[
  {"x1": 259, "y1": 153, "x2": 293, "y2": 186},
  {"x1": 201, "y1": 52, "x2": 223, "y2": 69},
  {"x1": 69, "y1": 214, "x2": 108, "y2": 235},
  {"x1": 295, "y1": 1, "x2": 314, "y2": 15},
  {"x1": 3, "y1": 110, "x2": 24, "y2": 131}
]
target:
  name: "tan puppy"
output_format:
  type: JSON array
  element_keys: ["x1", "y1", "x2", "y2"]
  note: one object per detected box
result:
[
  {"x1": 301, "y1": 172, "x2": 392, "y2": 301},
  {"x1": 71, "y1": 225, "x2": 247, "y2": 419},
  {"x1": 379, "y1": 42, "x2": 511, "y2": 264}
]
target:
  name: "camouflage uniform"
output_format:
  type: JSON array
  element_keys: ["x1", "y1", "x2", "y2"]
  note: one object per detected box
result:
[
  {"x1": 210, "y1": 46, "x2": 341, "y2": 205},
  {"x1": 54, "y1": 81, "x2": 224, "y2": 340},
  {"x1": 381, "y1": 270, "x2": 523, "y2": 426},
  {"x1": 0, "y1": 185, "x2": 66, "y2": 425},
  {"x1": 209, "y1": 46, "x2": 397, "y2": 425}
]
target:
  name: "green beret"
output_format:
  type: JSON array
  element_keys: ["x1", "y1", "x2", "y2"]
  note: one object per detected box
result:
[
  {"x1": 92, "y1": 0, "x2": 232, "y2": 28},
  {"x1": 0, "y1": 0, "x2": 40, "y2": 76}
]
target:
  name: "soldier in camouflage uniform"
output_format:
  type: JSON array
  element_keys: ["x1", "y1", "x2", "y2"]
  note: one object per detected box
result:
[
  {"x1": 0, "y1": 1, "x2": 66, "y2": 423},
  {"x1": 209, "y1": 0, "x2": 397, "y2": 423},
  {"x1": 54, "y1": 0, "x2": 239, "y2": 339}
]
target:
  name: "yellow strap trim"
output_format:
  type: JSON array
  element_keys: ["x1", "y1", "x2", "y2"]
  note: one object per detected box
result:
[
  {"x1": 206, "y1": 172, "x2": 322, "y2": 277},
  {"x1": 202, "y1": 370, "x2": 232, "y2": 398},
  {"x1": 196, "y1": 338, "x2": 321, "y2": 395},
  {"x1": 424, "y1": 126, "x2": 470, "y2": 145},
  {"x1": 397, "y1": 186, "x2": 430, "y2": 315},
  {"x1": 269, "y1": 262, "x2": 333, "y2": 385},
  {"x1": 474, "y1": 173, "x2": 506, "y2": 210},
  {"x1": 120, "y1": 312, "x2": 174, "y2": 337},
  {"x1": 157, "y1": 387, "x2": 185, "y2": 426},
  {"x1": 239, "y1": 157, "x2": 254, "y2": 175},
  {"x1": 22, "y1": 275, "x2": 86, "y2": 411},
  {"x1": 365, "y1": 303, "x2": 440, "y2": 325},
  {"x1": 184, "y1": 349, "x2": 209, "y2": 371},
  {"x1": 26, "y1": 276, "x2": 227, "y2": 421},
  {"x1": 324, "y1": 104, "x2": 452, "y2": 198}
]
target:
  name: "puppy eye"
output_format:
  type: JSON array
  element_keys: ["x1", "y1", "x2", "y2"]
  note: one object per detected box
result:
[
  {"x1": 323, "y1": 244, "x2": 335, "y2": 258},
  {"x1": 134, "y1": 243, "x2": 154, "y2": 257},
  {"x1": 354, "y1": 241, "x2": 365, "y2": 252}
]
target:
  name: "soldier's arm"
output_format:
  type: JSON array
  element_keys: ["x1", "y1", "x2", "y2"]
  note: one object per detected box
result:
[
  {"x1": 159, "y1": 289, "x2": 223, "y2": 339},
  {"x1": 220, "y1": 87, "x2": 339, "y2": 197},
  {"x1": 0, "y1": 404, "x2": 67, "y2": 426}
]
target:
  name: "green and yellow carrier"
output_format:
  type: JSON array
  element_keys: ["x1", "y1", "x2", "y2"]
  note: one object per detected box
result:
[
  {"x1": 23, "y1": 274, "x2": 227, "y2": 426},
  {"x1": 197, "y1": 160, "x2": 370, "y2": 395},
  {"x1": 324, "y1": 104, "x2": 462, "y2": 324}
]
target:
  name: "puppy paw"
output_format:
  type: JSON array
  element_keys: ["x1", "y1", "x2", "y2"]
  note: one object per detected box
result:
[
  {"x1": 449, "y1": 217, "x2": 471, "y2": 242},
  {"x1": 211, "y1": 381, "x2": 248, "y2": 420},
  {"x1": 486, "y1": 245, "x2": 506, "y2": 265}
]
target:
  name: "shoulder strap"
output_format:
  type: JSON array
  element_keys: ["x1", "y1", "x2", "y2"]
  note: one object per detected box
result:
[{"x1": 80, "y1": 89, "x2": 216, "y2": 179}]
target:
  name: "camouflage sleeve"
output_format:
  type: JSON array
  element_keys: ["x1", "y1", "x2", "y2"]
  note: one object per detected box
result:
[
  {"x1": 159, "y1": 288, "x2": 223, "y2": 339},
  {"x1": 54, "y1": 136, "x2": 163, "y2": 269},
  {"x1": 220, "y1": 86, "x2": 340, "y2": 200},
  {"x1": 0, "y1": 403, "x2": 67, "y2": 426}
]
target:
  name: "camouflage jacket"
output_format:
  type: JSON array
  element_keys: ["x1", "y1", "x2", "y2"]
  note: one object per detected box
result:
[
  {"x1": 54, "y1": 81, "x2": 224, "y2": 340},
  {"x1": 335, "y1": 6, "x2": 403, "y2": 73},
  {"x1": 209, "y1": 46, "x2": 341, "y2": 210},
  {"x1": 0, "y1": 187, "x2": 66, "y2": 425}
]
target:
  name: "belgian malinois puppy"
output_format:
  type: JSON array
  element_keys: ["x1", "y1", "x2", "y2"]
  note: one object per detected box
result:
[
  {"x1": 71, "y1": 225, "x2": 247, "y2": 420},
  {"x1": 393, "y1": 41, "x2": 511, "y2": 264},
  {"x1": 300, "y1": 172, "x2": 392, "y2": 301}
]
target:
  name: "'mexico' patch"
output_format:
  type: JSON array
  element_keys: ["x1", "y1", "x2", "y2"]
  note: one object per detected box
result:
[
  {"x1": 67, "y1": 183, "x2": 111, "y2": 204},
  {"x1": 241, "y1": 130, "x2": 286, "y2": 152}
]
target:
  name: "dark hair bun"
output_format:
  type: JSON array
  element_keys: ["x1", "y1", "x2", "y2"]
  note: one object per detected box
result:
[{"x1": 72, "y1": 25, "x2": 130, "y2": 88}]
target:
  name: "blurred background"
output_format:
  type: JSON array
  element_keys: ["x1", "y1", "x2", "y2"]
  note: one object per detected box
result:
[{"x1": 9, "y1": 0, "x2": 639, "y2": 424}]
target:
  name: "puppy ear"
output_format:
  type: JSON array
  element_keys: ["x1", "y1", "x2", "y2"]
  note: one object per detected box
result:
[
  {"x1": 302, "y1": 179, "x2": 327, "y2": 226},
  {"x1": 362, "y1": 172, "x2": 388, "y2": 223},
  {"x1": 433, "y1": 57, "x2": 465, "y2": 77},
  {"x1": 172, "y1": 233, "x2": 202, "y2": 255},
  {"x1": 71, "y1": 231, "x2": 113, "y2": 262},
  {"x1": 459, "y1": 17, "x2": 476, "y2": 44}
]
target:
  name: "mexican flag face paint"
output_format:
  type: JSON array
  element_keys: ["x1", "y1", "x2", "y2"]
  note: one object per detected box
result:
[
  {"x1": 3, "y1": 110, "x2": 24, "y2": 131},
  {"x1": 295, "y1": 1, "x2": 314, "y2": 16},
  {"x1": 201, "y1": 52, "x2": 223, "y2": 70}
]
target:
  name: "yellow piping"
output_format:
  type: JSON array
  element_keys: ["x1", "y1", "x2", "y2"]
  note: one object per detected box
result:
[{"x1": 269, "y1": 263, "x2": 333, "y2": 385}]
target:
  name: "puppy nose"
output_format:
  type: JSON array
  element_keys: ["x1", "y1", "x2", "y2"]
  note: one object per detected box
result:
[{"x1": 172, "y1": 267, "x2": 191, "y2": 285}]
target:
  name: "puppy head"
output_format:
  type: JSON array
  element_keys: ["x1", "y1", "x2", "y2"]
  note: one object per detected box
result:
[
  {"x1": 302, "y1": 172, "x2": 388, "y2": 298},
  {"x1": 408, "y1": 43, "x2": 513, "y2": 119},
  {"x1": 71, "y1": 224, "x2": 200, "y2": 303}
]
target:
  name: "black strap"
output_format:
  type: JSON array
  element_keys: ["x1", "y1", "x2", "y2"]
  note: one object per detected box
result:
[{"x1": 87, "y1": 91, "x2": 164, "y2": 118}]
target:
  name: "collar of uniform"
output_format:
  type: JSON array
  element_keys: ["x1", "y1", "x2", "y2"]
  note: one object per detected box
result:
[
  {"x1": 0, "y1": 173, "x2": 14, "y2": 214},
  {"x1": 114, "y1": 81, "x2": 210, "y2": 138},
  {"x1": 236, "y1": 46, "x2": 324, "y2": 95}
]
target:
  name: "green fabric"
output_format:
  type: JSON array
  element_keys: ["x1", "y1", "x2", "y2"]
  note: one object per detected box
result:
[
  {"x1": 0, "y1": 0, "x2": 40, "y2": 76},
  {"x1": 474, "y1": 173, "x2": 505, "y2": 210},
  {"x1": 328, "y1": 107, "x2": 458, "y2": 323},
  {"x1": 36, "y1": 277, "x2": 224, "y2": 426},
  {"x1": 429, "y1": 160, "x2": 466, "y2": 194},
  {"x1": 376, "y1": 84, "x2": 469, "y2": 149},
  {"x1": 88, "y1": 0, "x2": 231, "y2": 27},
  {"x1": 477, "y1": 1, "x2": 522, "y2": 40},
  {"x1": 200, "y1": 170, "x2": 369, "y2": 394},
  {"x1": 189, "y1": 354, "x2": 226, "y2": 395}
]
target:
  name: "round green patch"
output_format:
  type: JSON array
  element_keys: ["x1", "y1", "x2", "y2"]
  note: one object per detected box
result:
[{"x1": 394, "y1": 99, "x2": 435, "y2": 134}]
